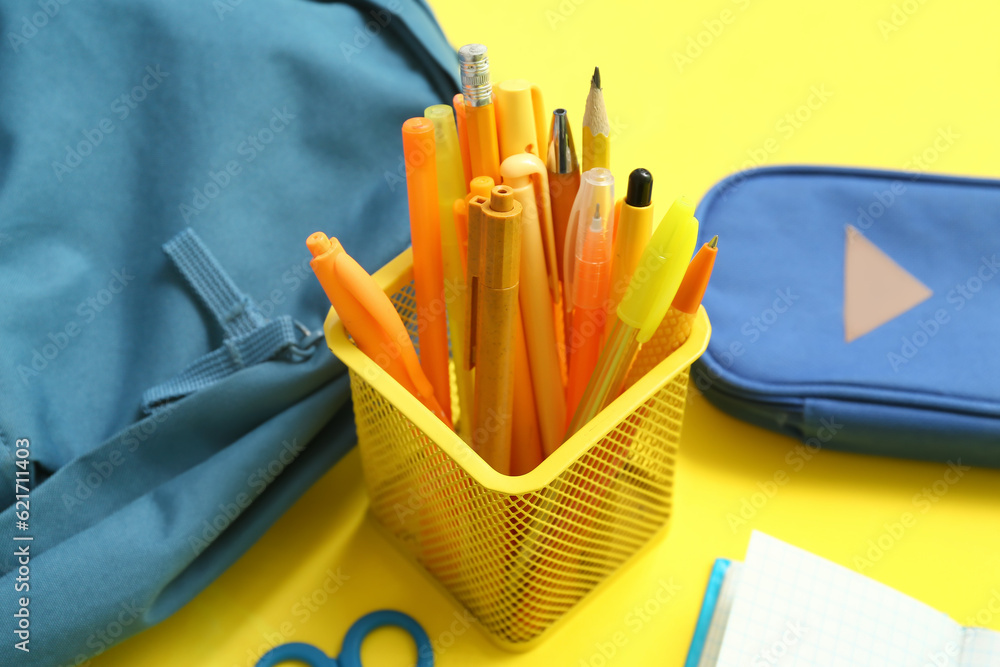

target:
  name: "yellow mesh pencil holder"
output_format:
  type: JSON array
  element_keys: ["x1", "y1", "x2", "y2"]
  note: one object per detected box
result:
[{"x1": 323, "y1": 247, "x2": 711, "y2": 651}]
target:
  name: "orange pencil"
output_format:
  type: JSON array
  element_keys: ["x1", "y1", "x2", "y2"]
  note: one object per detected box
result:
[
  {"x1": 458, "y1": 45, "x2": 501, "y2": 183},
  {"x1": 624, "y1": 236, "x2": 718, "y2": 388},
  {"x1": 402, "y1": 117, "x2": 452, "y2": 423}
]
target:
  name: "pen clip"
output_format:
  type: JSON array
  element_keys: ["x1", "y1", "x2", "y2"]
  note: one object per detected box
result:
[
  {"x1": 464, "y1": 197, "x2": 485, "y2": 371},
  {"x1": 530, "y1": 84, "x2": 547, "y2": 159}
]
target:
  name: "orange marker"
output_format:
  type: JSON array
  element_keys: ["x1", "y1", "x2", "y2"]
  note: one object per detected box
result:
[
  {"x1": 452, "y1": 93, "x2": 473, "y2": 190},
  {"x1": 402, "y1": 117, "x2": 452, "y2": 423},
  {"x1": 307, "y1": 233, "x2": 450, "y2": 427},
  {"x1": 624, "y1": 236, "x2": 718, "y2": 387},
  {"x1": 458, "y1": 45, "x2": 501, "y2": 184}
]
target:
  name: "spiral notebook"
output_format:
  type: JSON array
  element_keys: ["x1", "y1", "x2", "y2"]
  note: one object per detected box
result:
[{"x1": 686, "y1": 532, "x2": 1000, "y2": 667}]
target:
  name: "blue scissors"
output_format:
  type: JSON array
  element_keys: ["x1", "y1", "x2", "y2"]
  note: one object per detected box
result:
[{"x1": 255, "y1": 610, "x2": 433, "y2": 667}]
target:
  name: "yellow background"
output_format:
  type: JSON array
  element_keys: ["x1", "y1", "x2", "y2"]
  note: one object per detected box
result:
[{"x1": 96, "y1": 1, "x2": 1000, "y2": 665}]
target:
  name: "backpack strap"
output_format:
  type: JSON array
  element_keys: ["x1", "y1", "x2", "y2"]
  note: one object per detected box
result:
[{"x1": 141, "y1": 228, "x2": 319, "y2": 413}]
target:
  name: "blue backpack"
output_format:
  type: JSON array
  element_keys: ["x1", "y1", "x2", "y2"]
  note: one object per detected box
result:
[{"x1": 0, "y1": 1, "x2": 458, "y2": 663}]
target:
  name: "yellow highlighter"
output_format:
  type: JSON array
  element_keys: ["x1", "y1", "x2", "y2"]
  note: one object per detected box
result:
[
  {"x1": 565, "y1": 198, "x2": 699, "y2": 437},
  {"x1": 495, "y1": 79, "x2": 547, "y2": 161},
  {"x1": 425, "y1": 104, "x2": 474, "y2": 442},
  {"x1": 500, "y1": 152, "x2": 567, "y2": 456}
]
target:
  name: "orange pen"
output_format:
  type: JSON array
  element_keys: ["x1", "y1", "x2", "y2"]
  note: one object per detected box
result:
[
  {"x1": 402, "y1": 117, "x2": 452, "y2": 423},
  {"x1": 458, "y1": 44, "x2": 501, "y2": 184},
  {"x1": 452, "y1": 93, "x2": 473, "y2": 190},
  {"x1": 624, "y1": 236, "x2": 718, "y2": 388},
  {"x1": 565, "y1": 201, "x2": 614, "y2": 421},
  {"x1": 307, "y1": 233, "x2": 450, "y2": 427},
  {"x1": 546, "y1": 108, "x2": 581, "y2": 290}
]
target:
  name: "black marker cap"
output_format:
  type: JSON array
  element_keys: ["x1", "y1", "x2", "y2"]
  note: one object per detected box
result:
[{"x1": 625, "y1": 168, "x2": 653, "y2": 207}]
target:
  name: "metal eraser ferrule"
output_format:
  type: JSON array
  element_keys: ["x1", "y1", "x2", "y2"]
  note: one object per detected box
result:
[{"x1": 458, "y1": 44, "x2": 492, "y2": 107}]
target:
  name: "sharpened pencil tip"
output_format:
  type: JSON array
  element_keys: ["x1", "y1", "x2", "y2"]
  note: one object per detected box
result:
[
  {"x1": 592, "y1": 66, "x2": 601, "y2": 90},
  {"x1": 708, "y1": 235, "x2": 719, "y2": 248}
]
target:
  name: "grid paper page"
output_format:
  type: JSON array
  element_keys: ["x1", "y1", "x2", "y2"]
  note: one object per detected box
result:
[
  {"x1": 960, "y1": 627, "x2": 1000, "y2": 666},
  {"x1": 698, "y1": 562, "x2": 743, "y2": 667},
  {"x1": 715, "y1": 532, "x2": 963, "y2": 667}
]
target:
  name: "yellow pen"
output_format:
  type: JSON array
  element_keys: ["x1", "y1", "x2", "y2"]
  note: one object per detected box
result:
[
  {"x1": 606, "y1": 168, "x2": 654, "y2": 343},
  {"x1": 425, "y1": 104, "x2": 474, "y2": 442},
  {"x1": 495, "y1": 79, "x2": 547, "y2": 161},
  {"x1": 501, "y1": 153, "x2": 566, "y2": 456},
  {"x1": 565, "y1": 198, "x2": 699, "y2": 437}
]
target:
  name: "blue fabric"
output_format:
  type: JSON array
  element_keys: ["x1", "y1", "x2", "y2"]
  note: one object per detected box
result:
[
  {"x1": 141, "y1": 228, "x2": 304, "y2": 412},
  {"x1": 693, "y1": 165, "x2": 1000, "y2": 467},
  {"x1": 0, "y1": 0, "x2": 459, "y2": 663}
]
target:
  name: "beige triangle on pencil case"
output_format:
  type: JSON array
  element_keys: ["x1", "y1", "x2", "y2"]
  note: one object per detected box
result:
[{"x1": 844, "y1": 224, "x2": 933, "y2": 343}]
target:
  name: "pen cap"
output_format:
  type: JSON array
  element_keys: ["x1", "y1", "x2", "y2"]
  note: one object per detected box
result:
[
  {"x1": 495, "y1": 79, "x2": 546, "y2": 160},
  {"x1": 563, "y1": 168, "x2": 615, "y2": 307},
  {"x1": 469, "y1": 176, "x2": 495, "y2": 201},
  {"x1": 672, "y1": 238, "x2": 717, "y2": 315},
  {"x1": 480, "y1": 186, "x2": 522, "y2": 289},
  {"x1": 424, "y1": 105, "x2": 466, "y2": 203},
  {"x1": 617, "y1": 198, "x2": 700, "y2": 343}
]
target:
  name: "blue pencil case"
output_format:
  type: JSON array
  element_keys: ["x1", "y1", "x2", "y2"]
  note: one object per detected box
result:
[{"x1": 692, "y1": 165, "x2": 1000, "y2": 468}]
